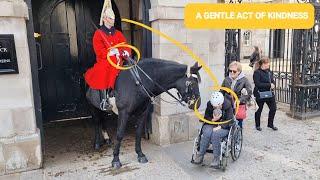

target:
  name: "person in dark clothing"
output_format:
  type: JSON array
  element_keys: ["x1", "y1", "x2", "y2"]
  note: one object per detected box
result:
[
  {"x1": 222, "y1": 61, "x2": 252, "y2": 128},
  {"x1": 253, "y1": 57, "x2": 278, "y2": 131},
  {"x1": 193, "y1": 91, "x2": 234, "y2": 169},
  {"x1": 249, "y1": 46, "x2": 261, "y2": 68}
]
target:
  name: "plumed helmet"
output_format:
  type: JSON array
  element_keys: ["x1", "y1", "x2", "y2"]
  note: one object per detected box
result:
[
  {"x1": 210, "y1": 91, "x2": 224, "y2": 107},
  {"x1": 99, "y1": 0, "x2": 115, "y2": 26},
  {"x1": 104, "y1": 8, "x2": 115, "y2": 19}
]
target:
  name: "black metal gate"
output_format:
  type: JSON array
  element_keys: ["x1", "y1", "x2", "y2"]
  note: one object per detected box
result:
[
  {"x1": 269, "y1": 29, "x2": 293, "y2": 104},
  {"x1": 224, "y1": 0, "x2": 242, "y2": 76},
  {"x1": 225, "y1": 29, "x2": 241, "y2": 76},
  {"x1": 269, "y1": 0, "x2": 320, "y2": 119},
  {"x1": 290, "y1": 1, "x2": 320, "y2": 119}
]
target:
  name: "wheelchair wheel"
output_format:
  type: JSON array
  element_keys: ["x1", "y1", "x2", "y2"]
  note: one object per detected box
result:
[{"x1": 231, "y1": 127, "x2": 243, "y2": 161}]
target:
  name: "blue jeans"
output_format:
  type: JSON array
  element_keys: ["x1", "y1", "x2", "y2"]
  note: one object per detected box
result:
[{"x1": 199, "y1": 124, "x2": 229, "y2": 158}]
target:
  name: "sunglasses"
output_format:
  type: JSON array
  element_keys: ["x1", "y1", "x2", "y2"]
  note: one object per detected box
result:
[{"x1": 229, "y1": 69, "x2": 238, "y2": 74}]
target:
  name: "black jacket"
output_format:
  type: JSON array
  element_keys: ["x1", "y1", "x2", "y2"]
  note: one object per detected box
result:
[
  {"x1": 204, "y1": 96, "x2": 234, "y2": 129},
  {"x1": 221, "y1": 73, "x2": 252, "y2": 105},
  {"x1": 253, "y1": 68, "x2": 275, "y2": 99},
  {"x1": 250, "y1": 51, "x2": 260, "y2": 64}
]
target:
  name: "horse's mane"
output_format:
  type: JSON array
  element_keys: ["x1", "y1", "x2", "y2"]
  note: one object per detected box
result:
[
  {"x1": 136, "y1": 58, "x2": 188, "y2": 84},
  {"x1": 137, "y1": 58, "x2": 186, "y2": 73},
  {"x1": 138, "y1": 58, "x2": 184, "y2": 67}
]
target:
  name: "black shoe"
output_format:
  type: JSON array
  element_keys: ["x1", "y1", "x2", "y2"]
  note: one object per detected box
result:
[
  {"x1": 268, "y1": 126, "x2": 278, "y2": 131},
  {"x1": 256, "y1": 127, "x2": 262, "y2": 131}
]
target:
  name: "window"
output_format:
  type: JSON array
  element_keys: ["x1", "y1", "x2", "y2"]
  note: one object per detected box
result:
[{"x1": 243, "y1": 31, "x2": 251, "y2": 46}]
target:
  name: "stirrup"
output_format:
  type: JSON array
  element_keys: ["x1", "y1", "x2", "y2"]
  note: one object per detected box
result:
[{"x1": 100, "y1": 98, "x2": 113, "y2": 111}]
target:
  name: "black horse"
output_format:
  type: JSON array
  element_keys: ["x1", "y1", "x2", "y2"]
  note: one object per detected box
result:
[{"x1": 88, "y1": 58, "x2": 202, "y2": 168}]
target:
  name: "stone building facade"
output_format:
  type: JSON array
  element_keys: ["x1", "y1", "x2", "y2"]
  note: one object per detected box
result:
[
  {"x1": 148, "y1": 0, "x2": 225, "y2": 145},
  {"x1": 239, "y1": 0, "x2": 296, "y2": 60},
  {"x1": 0, "y1": 0, "x2": 42, "y2": 175},
  {"x1": 0, "y1": 0, "x2": 225, "y2": 175}
]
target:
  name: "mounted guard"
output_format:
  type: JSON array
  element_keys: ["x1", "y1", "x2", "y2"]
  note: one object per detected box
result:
[{"x1": 84, "y1": 0, "x2": 131, "y2": 111}]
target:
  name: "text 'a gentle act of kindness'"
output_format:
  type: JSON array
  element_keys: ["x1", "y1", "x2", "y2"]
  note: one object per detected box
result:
[{"x1": 196, "y1": 11, "x2": 309, "y2": 20}]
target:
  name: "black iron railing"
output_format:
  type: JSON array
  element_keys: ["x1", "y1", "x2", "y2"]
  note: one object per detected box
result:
[{"x1": 290, "y1": 0, "x2": 320, "y2": 119}]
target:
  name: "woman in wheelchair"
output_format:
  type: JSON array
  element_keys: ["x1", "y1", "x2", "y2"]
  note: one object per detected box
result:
[{"x1": 194, "y1": 91, "x2": 234, "y2": 169}]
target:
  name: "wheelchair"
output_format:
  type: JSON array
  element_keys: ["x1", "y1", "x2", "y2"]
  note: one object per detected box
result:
[{"x1": 190, "y1": 119, "x2": 243, "y2": 171}]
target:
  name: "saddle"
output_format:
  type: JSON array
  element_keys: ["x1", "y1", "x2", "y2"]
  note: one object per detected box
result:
[
  {"x1": 86, "y1": 57, "x2": 137, "y2": 112},
  {"x1": 86, "y1": 88, "x2": 113, "y2": 112}
]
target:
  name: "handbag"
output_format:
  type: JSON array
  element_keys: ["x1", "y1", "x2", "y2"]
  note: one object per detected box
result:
[
  {"x1": 236, "y1": 104, "x2": 247, "y2": 120},
  {"x1": 258, "y1": 90, "x2": 273, "y2": 99},
  {"x1": 258, "y1": 72, "x2": 274, "y2": 99}
]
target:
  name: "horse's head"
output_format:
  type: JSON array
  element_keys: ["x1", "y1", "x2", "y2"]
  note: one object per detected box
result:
[{"x1": 176, "y1": 62, "x2": 202, "y2": 110}]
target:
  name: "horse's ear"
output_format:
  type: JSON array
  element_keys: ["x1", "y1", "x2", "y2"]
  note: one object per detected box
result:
[
  {"x1": 193, "y1": 62, "x2": 199, "y2": 68},
  {"x1": 190, "y1": 62, "x2": 202, "y2": 73}
]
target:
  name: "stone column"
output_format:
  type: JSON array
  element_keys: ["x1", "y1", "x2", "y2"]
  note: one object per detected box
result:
[
  {"x1": 0, "y1": 0, "x2": 42, "y2": 175},
  {"x1": 148, "y1": 0, "x2": 225, "y2": 146}
]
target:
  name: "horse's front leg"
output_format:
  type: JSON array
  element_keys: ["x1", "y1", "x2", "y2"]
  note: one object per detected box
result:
[
  {"x1": 135, "y1": 116, "x2": 148, "y2": 163},
  {"x1": 112, "y1": 110, "x2": 128, "y2": 169}
]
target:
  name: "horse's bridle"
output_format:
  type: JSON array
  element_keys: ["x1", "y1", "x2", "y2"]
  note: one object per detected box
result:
[
  {"x1": 177, "y1": 75, "x2": 199, "y2": 107},
  {"x1": 126, "y1": 56, "x2": 188, "y2": 106}
]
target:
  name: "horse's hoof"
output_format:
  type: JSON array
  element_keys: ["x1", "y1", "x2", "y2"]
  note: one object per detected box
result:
[
  {"x1": 112, "y1": 161, "x2": 122, "y2": 169},
  {"x1": 105, "y1": 139, "x2": 112, "y2": 146},
  {"x1": 137, "y1": 156, "x2": 148, "y2": 163}
]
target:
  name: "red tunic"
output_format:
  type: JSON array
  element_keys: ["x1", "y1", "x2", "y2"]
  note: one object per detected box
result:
[{"x1": 85, "y1": 29, "x2": 131, "y2": 90}]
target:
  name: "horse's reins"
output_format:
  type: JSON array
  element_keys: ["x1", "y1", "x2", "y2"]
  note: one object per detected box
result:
[{"x1": 126, "y1": 56, "x2": 186, "y2": 106}]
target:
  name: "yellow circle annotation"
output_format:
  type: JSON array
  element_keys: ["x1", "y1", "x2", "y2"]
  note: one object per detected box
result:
[{"x1": 106, "y1": 43, "x2": 141, "y2": 70}]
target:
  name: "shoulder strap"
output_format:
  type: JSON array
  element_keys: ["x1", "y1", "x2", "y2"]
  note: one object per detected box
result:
[{"x1": 97, "y1": 30, "x2": 112, "y2": 47}]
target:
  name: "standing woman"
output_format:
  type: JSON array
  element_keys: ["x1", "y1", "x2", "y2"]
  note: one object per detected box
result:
[
  {"x1": 253, "y1": 57, "x2": 278, "y2": 131},
  {"x1": 222, "y1": 61, "x2": 252, "y2": 128},
  {"x1": 249, "y1": 46, "x2": 261, "y2": 68}
]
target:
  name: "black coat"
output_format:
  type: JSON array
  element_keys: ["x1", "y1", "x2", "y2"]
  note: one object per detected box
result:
[
  {"x1": 250, "y1": 51, "x2": 260, "y2": 64},
  {"x1": 253, "y1": 68, "x2": 275, "y2": 100},
  {"x1": 204, "y1": 96, "x2": 234, "y2": 129}
]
